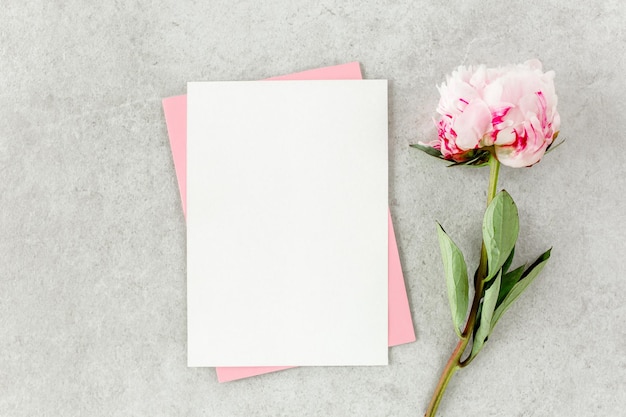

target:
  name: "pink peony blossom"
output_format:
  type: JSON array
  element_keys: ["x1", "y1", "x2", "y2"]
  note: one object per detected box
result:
[{"x1": 425, "y1": 60, "x2": 560, "y2": 167}]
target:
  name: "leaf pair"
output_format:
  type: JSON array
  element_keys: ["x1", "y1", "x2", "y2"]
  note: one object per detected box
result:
[
  {"x1": 469, "y1": 247, "x2": 551, "y2": 359},
  {"x1": 436, "y1": 190, "x2": 518, "y2": 337},
  {"x1": 437, "y1": 191, "x2": 551, "y2": 360},
  {"x1": 490, "y1": 248, "x2": 551, "y2": 331}
]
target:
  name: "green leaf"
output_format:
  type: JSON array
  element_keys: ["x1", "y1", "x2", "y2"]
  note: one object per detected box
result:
[
  {"x1": 410, "y1": 143, "x2": 444, "y2": 159},
  {"x1": 491, "y1": 248, "x2": 552, "y2": 331},
  {"x1": 446, "y1": 150, "x2": 491, "y2": 168},
  {"x1": 470, "y1": 270, "x2": 502, "y2": 358},
  {"x1": 482, "y1": 190, "x2": 519, "y2": 281},
  {"x1": 501, "y1": 246, "x2": 516, "y2": 275},
  {"x1": 436, "y1": 223, "x2": 470, "y2": 338},
  {"x1": 497, "y1": 264, "x2": 525, "y2": 307},
  {"x1": 545, "y1": 137, "x2": 565, "y2": 154}
]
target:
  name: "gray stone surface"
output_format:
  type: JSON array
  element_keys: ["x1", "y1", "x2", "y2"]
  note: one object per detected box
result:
[{"x1": 1, "y1": 1, "x2": 624, "y2": 416}]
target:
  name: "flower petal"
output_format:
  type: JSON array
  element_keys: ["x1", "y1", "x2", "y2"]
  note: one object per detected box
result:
[{"x1": 452, "y1": 99, "x2": 492, "y2": 150}]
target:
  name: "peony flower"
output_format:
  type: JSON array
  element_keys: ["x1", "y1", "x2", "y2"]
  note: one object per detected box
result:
[{"x1": 420, "y1": 60, "x2": 560, "y2": 168}]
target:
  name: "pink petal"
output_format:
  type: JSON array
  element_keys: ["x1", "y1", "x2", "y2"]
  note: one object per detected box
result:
[{"x1": 452, "y1": 99, "x2": 492, "y2": 150}]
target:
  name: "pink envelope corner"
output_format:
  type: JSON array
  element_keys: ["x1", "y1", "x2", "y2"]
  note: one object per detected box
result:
[{"x1": 162, "y1": 62, "x2": 415, "y2": 383}]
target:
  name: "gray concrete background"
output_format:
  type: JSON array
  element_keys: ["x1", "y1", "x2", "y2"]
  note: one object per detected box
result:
[{"x1": 1, "y1": 1, "x2": 624, "y2": 416}]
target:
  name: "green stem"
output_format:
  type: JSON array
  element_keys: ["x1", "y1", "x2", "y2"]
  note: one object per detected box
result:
[
  {"x1": 423, "y1": 339, "x2": 464, "y2": 416},
  {"x1": 424, "y1": 154, "x2": 500, "y2": 417},
  {"x1": 460, "y1": 153, "x2": 500, "y2": 368},
  {"x1": 487, "y1": 153, "x2": 500, "y2": 206}
]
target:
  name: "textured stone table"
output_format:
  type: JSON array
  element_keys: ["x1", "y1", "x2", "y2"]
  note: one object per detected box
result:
[{"x1": 1, "y1": 1, "x2": 624, "y2": 416}]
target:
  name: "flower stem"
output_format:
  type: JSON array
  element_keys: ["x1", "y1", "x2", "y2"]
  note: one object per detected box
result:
[
  {"x1": 424, "y1": 154, "x2": 500, "y2": 417},
  {"x1": 423, "y1": 337, "x2": 465, "y2": 416},
  {"x1": 486, "y1": 153, "x2": 500, "y2": 206}
]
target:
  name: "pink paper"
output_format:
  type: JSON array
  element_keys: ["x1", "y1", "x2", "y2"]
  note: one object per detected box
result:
[{"x1": 163, "y1": 62, "x2": 415, "y2": 382}]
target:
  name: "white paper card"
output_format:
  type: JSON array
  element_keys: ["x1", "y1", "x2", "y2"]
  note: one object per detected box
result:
[{"x1": 187, "y1": 80, "x2": 388, "y2": 366}]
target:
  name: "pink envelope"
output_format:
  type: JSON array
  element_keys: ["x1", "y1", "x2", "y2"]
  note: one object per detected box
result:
[{"x1": 163, "y1": 62, "x2": 415, "y2": 382}]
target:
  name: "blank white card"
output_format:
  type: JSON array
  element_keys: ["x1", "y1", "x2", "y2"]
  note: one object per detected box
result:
[{"x1": 187, "y1": 80, "x2": 388, "y2": 366}]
